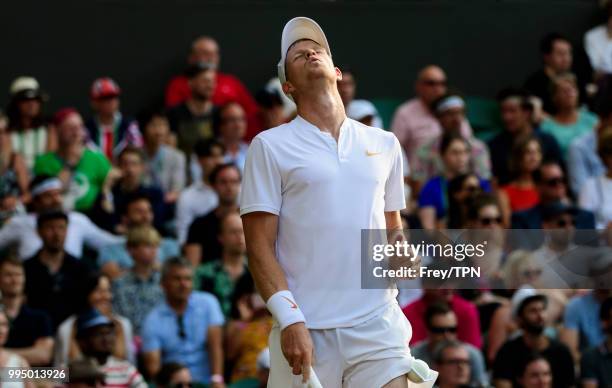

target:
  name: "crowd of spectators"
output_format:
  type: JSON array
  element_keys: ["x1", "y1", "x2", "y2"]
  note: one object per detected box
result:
[{"x1": 1, "y1": 5, "x2": 612, "y2": 387}]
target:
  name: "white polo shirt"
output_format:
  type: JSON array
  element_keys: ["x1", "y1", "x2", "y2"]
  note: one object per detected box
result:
[{"x1": 240, "y1": 115, "x2": 405, "y2": 329}]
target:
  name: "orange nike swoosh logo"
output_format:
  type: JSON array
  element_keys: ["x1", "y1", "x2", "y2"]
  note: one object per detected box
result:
[
  {"x1": 366, "y1": 150, "x2": 381, "y2": 157},
  {"x1": 282, "y1": 296, "x2": 298, "y2": 309}
]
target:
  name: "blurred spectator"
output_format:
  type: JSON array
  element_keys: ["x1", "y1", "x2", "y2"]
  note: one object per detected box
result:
[
  {"x1": 418, "y1": 132, "x2": 490, "y2": 230},
  {"x1": 85, "y1": 78, "x2": 142, "y2": 161},
  {"x1": 561, "y1": 290, "x2": 610, "y2": 362},
  {"x1": 584, "y1": 1, "x2": 612, "y2": 76},
  {"x1": 413, "y1": 93, "x2": 491, "y2": 184},
  {"x1": 141, "y1": 112, "x2": 186, "y2": 205},
  {"x1": 55, "y1": 273, "x2": 134, "y2": 367},
  {"x1": 337, "y1": 67, "x2": 383, "y2": 128},
  {"x1": 216, "y1": 103, "x2": 249, "y2": 172},
  {"x1": 391, "y1": 65, "x2": 472, "y2": 169},
  {"x1": 432, "y1": 340, "x2": 472, "y2": 388},
  {"x1": 346, "y1": 99, "x2": 379, "y2": 127},
  {"x1": 167, "y1": 61, "x2": 217, "y2": 170},
  {"x1": 540, "y1": 73, "x2": 599, "y2": 157},
  {"x1": 254, "y1": 88, "x2": 286, "y2": 131},
  {"x1": 492, "y1": 287, "x2": 574, "y2": 388},
  {"x1": 142, "y1": 257, "x2": 225, "y2": 386},
  {"x1": 193, "y1": 212, "x2": 247, "y2": 317},
  {"x1": 0, "y1": 175, "x2": 122, "y2": 260},
  {"x1": 225, "y1": 273, "x2": 272, "y2": 384},
  {"x1": 23, "y1": 210, "x2": 90, "y2": 328},
  {"x1": 0, "y1": 256, "x2": 53, "y2": 366},
  {"x1": 579, "y1": 128, "x2": 612, "y2": 228},
  {"x1": 75, "y1": 308, "x2": 145, "y2": 388},
  {"x1": 175, "y1": 139, "x2": 224, "y2": 244},
  {"x1": 411, "y1": 303, "x2": 487, "y2": 386},
  {"x1": 0, "y1": 306, "x2": 32, "y2": 388},
  {"x1": 580, "y1": 297, "x2": 612, "y2": 388},
  {"x1": 106, "y1": 147, "x2": 165, "y2": 233},
  {"x1": 0, "y1": 111, "x2": 29, "y2": 206},
  {"x1": 155, "y1": 362, "x2": 192, "y2": 388},
  {"x1": 112, "y1": 226, "x2": 165, "y2": 334},
  {"x1": 445, "y1": 173, "x2": 488, "y2": 229},
  {"x1": 498, "y1": 135, "x2": 542, "y2": 222},
  {"x1": 98, "y1": 195, "x2": 179, "y2": 279},
  {"x1": 489, "y1": 88, "x2": 562, "y2": 186},
  {"x1": 567, "y1": 87, "x2": 612, "y2": 194},
  {"x1": 403, "y1": 289, "x2": 482, "y2": 348},
  {"x1": 66, "y1": 358, "x2": 105, "y2": 388},
  {"x1": 34, "y1": 108, "x2": 114, "y2": 213},
  {"x1": 164, "y1": 36, "x2": 260, "y2": 140},
  {"x1": 525, "y1": 33, "x2": 579, "y2": 114},
  {"x1": 185, "y1": 163, "x2": 240, "y2": 266},
  {"x1": 6, "y1": 76, "x2": 55, "y2": 170},
  {"x1": 512, "y1": 161, "x2": 596, "y2": 229},
  {"x1": 517, "y1": 353, "x2": 553, "y2": 388},
  {"x1": 500, "y1": 250, "x2": 544, "y2": 290}
]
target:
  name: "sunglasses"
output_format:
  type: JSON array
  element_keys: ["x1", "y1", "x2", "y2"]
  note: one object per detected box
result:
[
  {"x1": 441, "y1": 358, "x2": 470, "y2": 367},
  {"x1": 430, "y1": 326, "x2": 458, "y2": 334},
  {"x1": 544, "y1": 177, "x2": 564, "y2": 187},
  {"x1": 479, "y1": 216, "x2": 502, "y2": 226},
  {"x1": 464, "y1": 185, "x2": 481, "y2": 194},
  {"x1": 422, "y1": 79, "x2": 447, "y2": 87},
  {"x1": 521, "y1": 268, "x2": 543, "y2": 278},
  {"x1": 172, "y1": 383, "x2": 193, "y2": 388},
  {"x1": 177, "y1": 315, "x2": 186, "y2": 339},
  {"x1": 556, "y1": 218, "x2": 576, "y2": 227}
]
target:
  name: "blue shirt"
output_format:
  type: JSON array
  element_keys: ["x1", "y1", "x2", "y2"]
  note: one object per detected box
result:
[
  {"x1": 564, "y1": 292, "x2": 604, "y2": 351},
  {"x1": 142, "y1": 292, "x2": 225, "y2": 383},
  {"x1": 98, "y1": 238, "x2": 180, "y2": 269},
  {"x1": 418, "y1": 176, "x2": 491, "y2": 219},
  {"x1": 568, "y1": 131, "x2": 605, "y2": 196}
]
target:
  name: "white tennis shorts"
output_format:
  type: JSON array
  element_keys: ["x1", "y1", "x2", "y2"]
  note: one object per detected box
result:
[{"x1": 267, "y1": 301, "x2": 414, "y2": 388}]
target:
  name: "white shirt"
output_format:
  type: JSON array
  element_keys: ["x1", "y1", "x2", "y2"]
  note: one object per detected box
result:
[
  {"x1": 584, "y1": 25, "x2": 612, "y2": 74},
  {"x1": 0, "y1": 211, "x2": 123, "y2": 260},
  {"x1": 240, "y1": 116, "x2": 405, "y2": 329},
  {"x1": 579, "y1": 175, "x2": 612, "y2": 229},
  {"x1": 175, "y1": 181, "x2": 218, "y2": 244}
]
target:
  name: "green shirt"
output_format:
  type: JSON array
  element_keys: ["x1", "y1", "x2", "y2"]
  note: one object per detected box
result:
[
  {"x1": 193, "y1": 259, "x2": 247, "y2": 318},
  {"x1": 34, "y1": 149, "x2": 111, "y2": 211},
  {"x1": 541, "y1": 108, "x2": 599, "y2": 158}
]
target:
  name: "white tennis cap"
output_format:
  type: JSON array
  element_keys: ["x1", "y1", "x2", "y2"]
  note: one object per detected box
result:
[{"x1": 277, "y1": 17, "x2": 331, "y2": 84}]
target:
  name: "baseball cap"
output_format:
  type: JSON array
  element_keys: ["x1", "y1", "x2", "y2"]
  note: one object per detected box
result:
[
  {"x1": 347, "y1": 100, "x2": 377, "y2": 122},
  {"x1": 90, "y1": 77, "x2": 121, "y2": 99},
  {"x1": 511, "y1": 286, "x2": 547, "y2": 318},
  {"x1": 277, "y1": 17, "x2": 331, "y2": 85},
  {"x1": 9, "y1": 76, "x2": 45, "y2": 101},
  {"x1": 76, "y1": 309, "x2": 113, "y2": 337}
]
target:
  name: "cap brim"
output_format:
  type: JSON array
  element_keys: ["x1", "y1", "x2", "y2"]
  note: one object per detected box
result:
[{"x1": 278, "y1": 17, "x2": 331, "y2": 85}]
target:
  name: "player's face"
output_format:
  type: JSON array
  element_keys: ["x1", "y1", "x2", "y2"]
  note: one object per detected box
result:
[{"x1": 284, "y1": 40, "x2": 339, "y2": 92}]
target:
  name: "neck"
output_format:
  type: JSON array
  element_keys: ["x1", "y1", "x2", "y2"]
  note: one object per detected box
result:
[
  {"x1": 222, "y1": 251, "x2": 244, "y2": 266},
  {"x1": 133, "y1": 262, "x2": 154, "y2": 279},
  {"x1": 120, "y1": 178, "x2": 140, "y2": 192},
  {"x1": 39, "y1": 249, "x2": 64, "y2": 268},
  {"x1": 523, "y1": 331, "x2": 548, "y2": 350},
  {"x1": 187, "y1": 98, "x2": 211, "y2": 115},
  {"x1": 1, "y1": 294, "x2": 22, "y2": 315},
  {"x1": 20, "y1": 117, "x2": 33, "y2": 129},
  {"x1": 516, "y1": 172, "x2": 534, "y2": 185},
  {"x1": 555, "y1": 107, "x2": 577, "y2": 121},
  {"x1": 224, "y1": 139, "x2": 241, "y2": 154},
  {"x1": 98, "y1": 112, "x2": 115, "y2": 126},
  {"x1": 145, "y1": 140, "x2": 161, "y2": 156},
  {"x1": 167, "y1": 297, "x2": 188, "y2": 314},
  {"x1": 215, "y1": 203, "x2": 238, "y2": 216},
  {"x1": 296, "y1": 88, "x2": 345, "y2": 140},
  {"x1": 58, "y1": 143, "x2": 83, "y2": 164}
]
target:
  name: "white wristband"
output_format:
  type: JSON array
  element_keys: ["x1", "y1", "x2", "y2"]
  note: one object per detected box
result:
[{"x1": 266, "y1": 290, "x2": 306, "y2": 330}]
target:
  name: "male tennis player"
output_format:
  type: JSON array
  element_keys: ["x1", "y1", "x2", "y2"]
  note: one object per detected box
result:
[{"x1": 240, "y1": 17, "x2": 417, "y2": 387}]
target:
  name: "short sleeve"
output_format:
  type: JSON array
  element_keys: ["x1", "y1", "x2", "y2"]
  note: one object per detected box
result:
[
  {"x1": 492, "y1": 342, "x2": 514, "y2": 381},
  {"x1": 239, "y1": 137, "x2": 282, "y2": 216},
  {"x1": 563, "y1": 297, "x2": 581, "y2": 331},
  {"x1": 384, "y1": 137, "x2": 406, "y2": 211},
  {"x1": 418, "y1": 178, "x2": 441, "y2": 209},
  {"x1": 205, "y1": 293, "x2": 225, "y2": 327},
  {"x1": 141, "y1": 312, "x2": 161, "y2": 352}
]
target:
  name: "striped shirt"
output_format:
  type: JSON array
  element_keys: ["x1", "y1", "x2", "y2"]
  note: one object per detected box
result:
[{"x1": 100, "y1": 356, "x2": 146, "y2": 388}]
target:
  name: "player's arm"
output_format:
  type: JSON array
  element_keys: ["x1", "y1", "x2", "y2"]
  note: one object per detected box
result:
[{"x1": 242, "y1": 212, "x2": 314, "y2": 382}]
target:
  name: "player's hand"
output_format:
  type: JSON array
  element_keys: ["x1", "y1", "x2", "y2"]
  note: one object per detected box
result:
[{"x1": 280, "y1": 322, "x2": 314, "y2": 383}]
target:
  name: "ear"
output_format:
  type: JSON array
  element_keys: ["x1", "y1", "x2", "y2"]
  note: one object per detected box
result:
[
  {"x1": 335, "y1": 67, "x2": 343, "y2": 81},
  {"x1": 282, "y1": 81, "x2": 295, "y2": 97}
]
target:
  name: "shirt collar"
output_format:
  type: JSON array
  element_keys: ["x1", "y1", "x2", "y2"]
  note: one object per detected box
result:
[{"x1": 294, "y1": 115, "x2": 351, "y2": 137}]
